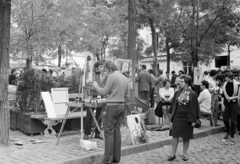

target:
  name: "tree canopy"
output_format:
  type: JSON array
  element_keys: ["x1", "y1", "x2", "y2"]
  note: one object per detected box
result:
[{"x1": 10, "y1": 0, "x2": 240, "y2": 69}]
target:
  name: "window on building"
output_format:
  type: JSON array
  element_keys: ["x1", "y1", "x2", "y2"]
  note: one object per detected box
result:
[{"x1": 182, "y1": 61, "x2": 192, "y2": 74}]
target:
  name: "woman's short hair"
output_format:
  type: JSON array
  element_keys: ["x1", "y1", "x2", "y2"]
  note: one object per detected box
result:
[
  {"x1": 181, "y1": 75, "x2": 192, "y2": 86},
  {"x1": 215, "y1": 74, "x2": 224, "y2": 83},
  {"x1": 201, "y1": 80, "x2": 209, "y2": 89},
  {"x1": 148, "y1": 69, "x2": 154, "y2": 75},
  {"x1": 163, "y1": 79, "x2": 171, "y2": 87},
  {"x1": 11, "y1": 68, "x2": 16, "y2": 74},
  {"x1": 179, "y1": 70, "x2": 185, "y2": 74},
  {"x1": 203, "y1": 71, "x2": 208, "y2": 75},
  {"x1": 94, "y1": 61, "x2": 103, "y2": 69},
  {"x1": 224, "y1": 71, "x2": 233, "y2": 80},
  {"x1": 104, "y1": 60, "x2": 118, "y2": 72}
]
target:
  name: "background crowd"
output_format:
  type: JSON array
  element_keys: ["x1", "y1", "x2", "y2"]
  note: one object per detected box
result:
[{"x1": 135, "y1": 65, "x2": 240, "y2": 161}]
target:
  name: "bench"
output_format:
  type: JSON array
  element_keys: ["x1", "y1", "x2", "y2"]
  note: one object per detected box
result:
[
  {"x1": 31, "y1": 88, "x2": 85, "y2": 137},
  {"x1": 31, "y1": 111, "x2": 86, "y2": 137}
]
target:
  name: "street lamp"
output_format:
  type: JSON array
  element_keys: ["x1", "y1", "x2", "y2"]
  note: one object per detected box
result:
[
  {"x1": 155, "y1": 28, "x2": 160, "y2": 51},
  {"x1": 155, "y1": 27, "x2": 160, "y2": 75}
]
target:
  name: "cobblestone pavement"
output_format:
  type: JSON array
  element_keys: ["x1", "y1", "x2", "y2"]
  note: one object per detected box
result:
[
  {"x1": 0, "y1": 118, "x2": 223, "y2": 164},
  {"x1": 121, "y1": 132, "x2": 240, "y2": 164}
]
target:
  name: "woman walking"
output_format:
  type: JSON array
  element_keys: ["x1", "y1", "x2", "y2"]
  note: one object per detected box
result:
[{"x1": 168, "y1": 75, "x2": 200, "y2": 161}]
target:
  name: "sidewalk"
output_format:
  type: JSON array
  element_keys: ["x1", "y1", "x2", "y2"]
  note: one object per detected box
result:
[{"x1": 0, "y1": 118, "x2": 224, "y2": 164}]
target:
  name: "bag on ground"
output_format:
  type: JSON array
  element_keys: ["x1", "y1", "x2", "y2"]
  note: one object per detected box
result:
[{"x1": 80, "y1": 139, "x2": 97, "y2": 151}]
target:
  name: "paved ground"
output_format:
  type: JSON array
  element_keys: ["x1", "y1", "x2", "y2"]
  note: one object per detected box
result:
[
  {"x1": 0, "y1": 118, "x2": 224, "y2": 164},
  {"x1": 121, "y1": 132, "x2": 240, "y2": 164}
]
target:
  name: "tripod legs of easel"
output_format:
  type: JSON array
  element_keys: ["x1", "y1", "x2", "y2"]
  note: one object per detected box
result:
[
  {"x1": 88, "y1": 107, "x2": 105, "y2": 141},
  {"x1": 56, "y1": 107, "x2": 71, "y2": 145},
  {"x1": 56, "y1": 107, "x2": 81, "y2": 146},
  {"x1": 90, "y1": 107, "x2": 105, "y2": 138}
]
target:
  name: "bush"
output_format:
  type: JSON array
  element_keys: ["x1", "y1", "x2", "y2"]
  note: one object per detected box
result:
[
  {"x1": 16, "y1": 68, "x2": 84, "y2": 113},
  {"x1": 16, "y1": 68, "x2": 57, "y2": 112},
  {"x1": 57, "y1": 70, "x2": 84, "y2": 93}
]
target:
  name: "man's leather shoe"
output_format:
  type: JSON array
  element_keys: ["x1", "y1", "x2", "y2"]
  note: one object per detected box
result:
[
  {"x1": 83, "y1": 134, "x2": 89, "y2": 140},
  {"x1": 223, "y1": 133, "x2": 229, "y2": 139},
  {"x1": 167, "y1": 155, "x2": 176, "y2": 161},
  {"x1": 95, "y1": 134, "x2": 103, "y2": 140}
]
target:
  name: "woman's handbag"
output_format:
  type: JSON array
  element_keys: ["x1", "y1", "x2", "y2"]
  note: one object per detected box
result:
[
  {"x1": 147, "y1": 108, "x2": 156, "y2": 125},
  {"x1": 195, "y1": 119, "x2": 201, "y2": 128},
  {"x1": 155, "y1": 101, "x2": 163, "y2": 117}
]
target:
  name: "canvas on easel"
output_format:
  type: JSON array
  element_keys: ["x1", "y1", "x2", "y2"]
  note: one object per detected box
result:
[{"x1": 82, "y1": 52, "x2": 97, "y2": 100}]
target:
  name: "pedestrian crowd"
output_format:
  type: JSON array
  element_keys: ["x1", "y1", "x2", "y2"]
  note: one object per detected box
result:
[
  {"x1": 8, "y1": 62, "x2": 240, "y2": 164},
  {"x1": 135, "y1": 65, "x2": 240, "y2": 162}
]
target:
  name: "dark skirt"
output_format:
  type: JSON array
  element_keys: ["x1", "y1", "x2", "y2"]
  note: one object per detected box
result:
[{"x1": 171, "y1": 103, "x2": 193, "y2": 139}]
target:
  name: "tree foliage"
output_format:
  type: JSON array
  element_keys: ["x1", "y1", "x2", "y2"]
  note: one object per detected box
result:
[{"x1": 10, "y1": 0, "x2": 130, "y2": 66}]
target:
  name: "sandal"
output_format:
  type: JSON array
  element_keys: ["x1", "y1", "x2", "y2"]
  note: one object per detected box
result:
[
  {"x1": 167, "y1": 155, "x2": 176, "y2": 161},
  {"x1": 182, "y1": 155, "x2": 188, "y2": 161}
]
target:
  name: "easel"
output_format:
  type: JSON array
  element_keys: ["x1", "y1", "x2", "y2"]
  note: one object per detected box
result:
[
  {"x1": 56, "y1": 71, "x2": 105, "y2": 152},
  {"x1": 89, "y1": 102, "x2": 106, "y2": 138},
  {"x1": 56, "y1": 72, "x2": 85, "y2": 148}
]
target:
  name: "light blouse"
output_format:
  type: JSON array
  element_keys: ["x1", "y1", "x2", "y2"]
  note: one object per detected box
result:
[{"x1": 159, "y1": 87, "x2": 174, "y2": 101}]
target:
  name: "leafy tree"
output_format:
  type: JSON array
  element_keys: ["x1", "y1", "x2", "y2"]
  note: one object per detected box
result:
[
  {"x1": 11, "y1": 0, "x2": 56, "y2": 68},
  {"x1": 213, "y1": 11, "x2": 240, "y2": 67},
  {"x1": 173, "y1": 0, "x2": 240, "y2": 67},
  {"x1": 78, "y1": 1, "x2": 128, "y2": 60},
  {"x1": 137, "y1": 0, "x2": 162, "y2": 75},
  {"x1": 108, "y1": 36, "x2": 145, "y2": 62}
]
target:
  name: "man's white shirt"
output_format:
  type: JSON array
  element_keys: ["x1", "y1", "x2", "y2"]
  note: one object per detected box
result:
[{"x1": 198, "y1": 88, "x2": 212, "y2": 113}]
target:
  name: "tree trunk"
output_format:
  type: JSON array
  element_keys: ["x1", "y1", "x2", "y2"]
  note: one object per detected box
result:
[
  {"x1": 128, "y1": 0, "x2": 136, "y2": 105},
  {"x1": 26, "y1": 56, "x2": 32, "y2": 69},
  {"x1": 100, "y1": 35, "x2": 108, "y2": 61},
  {"x1": 26, "y1": 41, "x2": 33, "y2": 68},
  {"x1": 227, "y1": 44, "x2": 231, "y2": 68},
  {"x1": 0, "y1": 0, "x2": 11, "y2": 146},
  {"x1": 58, "y1": 45, "x2": 62, "y2": 67},
  {"x1": 165, "y1": 37, "x2": 170, "y2": 73},
  {"x1": 149, "y1": 18, "x2": 158, "y2": 76},
  {"x1": 96, "y1": 51, "x2": 100, "y2": 61}
]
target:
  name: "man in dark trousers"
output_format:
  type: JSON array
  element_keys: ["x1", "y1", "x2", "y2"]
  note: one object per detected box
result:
[
  {"x1": 171, "y1": 71, "x2": 177, "y2": 85},
  {"x1": 148, "y1": 69, "x2": 156, "y2": 108},
  {"x1": 84, "y1": 61, "x2": 106, "y2": 140},
  {"x1": 136, "y1": 65, "x2": 152, "y2": 101}
]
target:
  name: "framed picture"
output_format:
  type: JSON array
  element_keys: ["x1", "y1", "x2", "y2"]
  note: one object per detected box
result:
[
  {"x1": 115, "y1": 59, "x2": 132, "y2": 77},
  {"x1": 51, "y1": 88, "x2": 69, "y2": 116},
  {"x1": 127, "y1": 114, "x2": 148, "y2": 145},
  {"x1": 193, "y1": 67, "x2": 202, "y2": 85}
]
